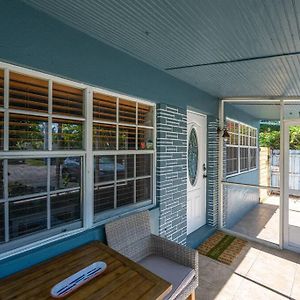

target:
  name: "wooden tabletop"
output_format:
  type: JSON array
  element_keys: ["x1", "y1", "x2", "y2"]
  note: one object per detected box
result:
[{"x1": 0, "y1": 242, "x2": 172, "y2": 300}]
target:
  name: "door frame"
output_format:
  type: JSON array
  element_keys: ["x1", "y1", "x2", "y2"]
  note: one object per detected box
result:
[
  {"x1": 218, "y1": 98, "x2": 300, "y2": 251},
  {"x1": 186, "y1": 110, "x2": 207, "y2": 234},
  {"x1": 283, "y1": 119, "x2": 300, "y2": 252}
]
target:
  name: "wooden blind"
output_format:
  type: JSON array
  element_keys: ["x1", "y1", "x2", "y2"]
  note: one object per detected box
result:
[
  {"x1": 138, "y1": 103, "x2": 153, "y2": 126},
  {"x1": 119, "y1": 99, "x2": 136, "y2": 124},
  {"x1": 93, "y1": 92, "x2": 116, "y2": 122},
  {"x1": 0, "y1": 69, "x2": 4, "y2": 107},
  {"x1": 52, "y1": 83, "x2": 83, "y2": 117},
  {"x1": 9, "y1": 72, "x2": 48, "y2": 112},
  {"x1": 9, "y1": 114, "x2": 48, "y2": 150}
]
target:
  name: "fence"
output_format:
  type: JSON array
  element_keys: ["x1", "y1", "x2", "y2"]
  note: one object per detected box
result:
[{"x1": 271, "y1": 149, "x2": 300, "y2": 194}]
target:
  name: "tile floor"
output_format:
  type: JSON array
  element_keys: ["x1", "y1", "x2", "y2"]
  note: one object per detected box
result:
[
  {"x1": 231, "y1": 202, "x2": 280, "y2": 244},
  {"x1": 196, "y1": 241, "x2": 300, "y2": 299},
  {"x1": 230, "y1": 195, "x2": 300, "y2": 245}
]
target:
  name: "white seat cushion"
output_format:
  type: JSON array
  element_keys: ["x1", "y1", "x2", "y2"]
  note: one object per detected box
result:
[{"x1": 139, "y1": 255, "x2": 195, "y2": 300}]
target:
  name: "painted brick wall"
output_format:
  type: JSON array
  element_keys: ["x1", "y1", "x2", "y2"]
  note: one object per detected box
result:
[
  {"x1": 207, "y1": 117, "x2": 219, "y2": 227},
  {"x1": 156, "y1": 103, "x2": 187, "y2": 245}
]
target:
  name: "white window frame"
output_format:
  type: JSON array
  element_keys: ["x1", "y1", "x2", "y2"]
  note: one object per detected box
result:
[
  {"x1": 226, "y1": 118, "x2": 258, "y2": 178},
  {"x1": 91, "y1": 86, "x2": 156, "y2": 224},
  {"x1": 0, "y1": 61, "x2": 156, "y2": 259}
]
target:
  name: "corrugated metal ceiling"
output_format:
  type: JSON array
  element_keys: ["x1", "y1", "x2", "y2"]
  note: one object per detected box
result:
[{"x1": 23, "y1": 0, "x2": 300, "y2": 98}]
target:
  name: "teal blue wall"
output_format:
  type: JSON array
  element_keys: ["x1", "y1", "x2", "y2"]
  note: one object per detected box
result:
[{"x1": 0, "y1": 1, "x2": 219, "y2": 278}]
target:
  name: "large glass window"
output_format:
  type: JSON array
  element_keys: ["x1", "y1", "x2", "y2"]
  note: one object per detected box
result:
[
  {"x1": 3, "y1": 156, "x2": 82, "y2": 243},
  {"x1": 93, "y1": 93, "x2": 155, "y2": 221},
  {"x1": 0, "y1": 64, "x2": 155, "y2": 252},
  {"x1": 226, "y1": 119, "x2": 257, "y2": 176},
  {"x1": 0, "y1": 69, "x2": 84, "y2": 250}
]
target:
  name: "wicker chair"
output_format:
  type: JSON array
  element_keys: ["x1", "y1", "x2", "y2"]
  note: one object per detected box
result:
[{"x1": 105, "y1": 211, "x2": 198, "y2": 300}]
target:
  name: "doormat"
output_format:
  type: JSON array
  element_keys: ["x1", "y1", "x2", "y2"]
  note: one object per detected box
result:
[{"x1": 197, "y1": 231, "x2": 247, "y2": 265}]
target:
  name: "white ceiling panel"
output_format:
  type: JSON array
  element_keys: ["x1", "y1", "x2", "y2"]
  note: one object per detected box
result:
[{"x1": 23, "y1": 0, "x2": 300, "y2": 97}]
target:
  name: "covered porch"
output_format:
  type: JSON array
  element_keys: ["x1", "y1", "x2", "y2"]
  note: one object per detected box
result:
[{"x1": 1, "y1": 1, "x2": 300, "y2": 299}]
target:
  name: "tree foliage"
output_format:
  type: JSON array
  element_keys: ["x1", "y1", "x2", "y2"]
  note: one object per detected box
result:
[{"x1": 259, "y1": 124, "x2": 300, "y2": 150}]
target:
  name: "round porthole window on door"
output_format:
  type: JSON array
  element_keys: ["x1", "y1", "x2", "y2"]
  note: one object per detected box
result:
[{"x1": 188, "y1": 127, "x2": 198, "y2": 186}]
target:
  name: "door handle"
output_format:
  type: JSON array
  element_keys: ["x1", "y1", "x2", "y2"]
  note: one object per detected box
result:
[{"x1": 203, "y1": 174, "x2": 207, "y2": 178}]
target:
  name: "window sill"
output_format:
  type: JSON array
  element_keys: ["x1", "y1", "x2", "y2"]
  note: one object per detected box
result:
[
  {"x1": 226, "y1": 167, "x2": 258, "y2": 179},
  {"x1": 93, "y1": 201, "x2": 155, "y2": 227},
  {"x1": 0, "y1": 202, "x2": 156, "y2": 262},
  {"x1": 0, "y1": 226, "x2": 85, "y2": 261}
]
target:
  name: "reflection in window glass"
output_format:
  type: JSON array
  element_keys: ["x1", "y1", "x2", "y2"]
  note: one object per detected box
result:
[
  {"x1": 94, "y1": 155, "x2": 115, "y2": 183},
  {"x1": 9, "y1": 196, "x2": 47, "y2": 239},
  {"x1": 136, "y1": 154, "x2": 151, "y2": 177},
  {"x1": 117, "y1": 155, "x2": 134, "y2": 180},
  {"x1": 51, "y1": 190, "x2": 81, "y2": 227},
  {"x1": 226, "y1": 147, "x2": 238, "y2": 175},
  {"x1": 93, "y1": 123, "x2": 116, "y2": 150},
  {"x1": 138, "y1": 128, "x2": 154, "y2": 150},
  {"x1": 50, "y1": 157, "x2": 81, "y2": 191},
  {"x1": 226, "y1": 119, "x2": 257, "y2": 176},
  {"x1": 0, "y1": 112, "x2": 3, "y2": 150},
  {"x1": 250, "y1": 148, "x2": 257, "y2": 169},
  {"x1": 136, "y1": 178, "x2": 151, "y2": 202},
  {"x1": 8, "y1": 159, "x2": 47, "y2": 198},
  {"x1": 94, "y1": 184, "x2": 114, "y2": 214},
  {"x1": 52, "y1": 119, "x2": 83, "y2": 150},
  {"x1": 0, "y1": 203, "x2": 4, "y2": 242},
  {"x1": 119, "y1": 126, "x2": 136, "y2": 150},
  {"x1": 240, "y1": 148, "x2": 249, "y2": 172},
  {"x1": 0, "y1": 160, "x2": 3, "y2": 200},
  {"x1": 188, "y1": 128, "x2": 198, "y2": 186},
  {"x1": 117, "y1": 180, "x2": 134, "y2": 207},
  {"x1": 9, "y1": 114, "x2": 48, "y2": 151}
]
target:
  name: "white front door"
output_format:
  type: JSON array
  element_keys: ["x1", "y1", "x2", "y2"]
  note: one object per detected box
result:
[{"x1": 187, "y1": 111, "x2": 207, "y2": 235}]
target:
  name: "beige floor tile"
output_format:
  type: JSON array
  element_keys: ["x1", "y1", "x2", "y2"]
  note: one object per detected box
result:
[
  {"x1": 214, "y1": 273, "x2": 244, "y2": 295},
  {"x1": 230, "y1": 244, "x2": 261, "y2": 275},
  {"x1": 246, "y1": 251, "x2": 296, "y2": 296},
  {"x1": 291, "y1": 265, "x2": 300, "y2": 299},
  {"x1": 231, "y1": 203, "x2": 280, "y2": 245},
  {"x1": 233, "y1": 278, "x2": 288, "y2": 300},
  {"x1": 196, "y1": 240, "x2": 300, "y2": 299}
]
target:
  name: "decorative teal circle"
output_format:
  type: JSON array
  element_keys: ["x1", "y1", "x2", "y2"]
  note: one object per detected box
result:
[{"x1": 188, "y1": 127, "x2": 198, "y2": 185}]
